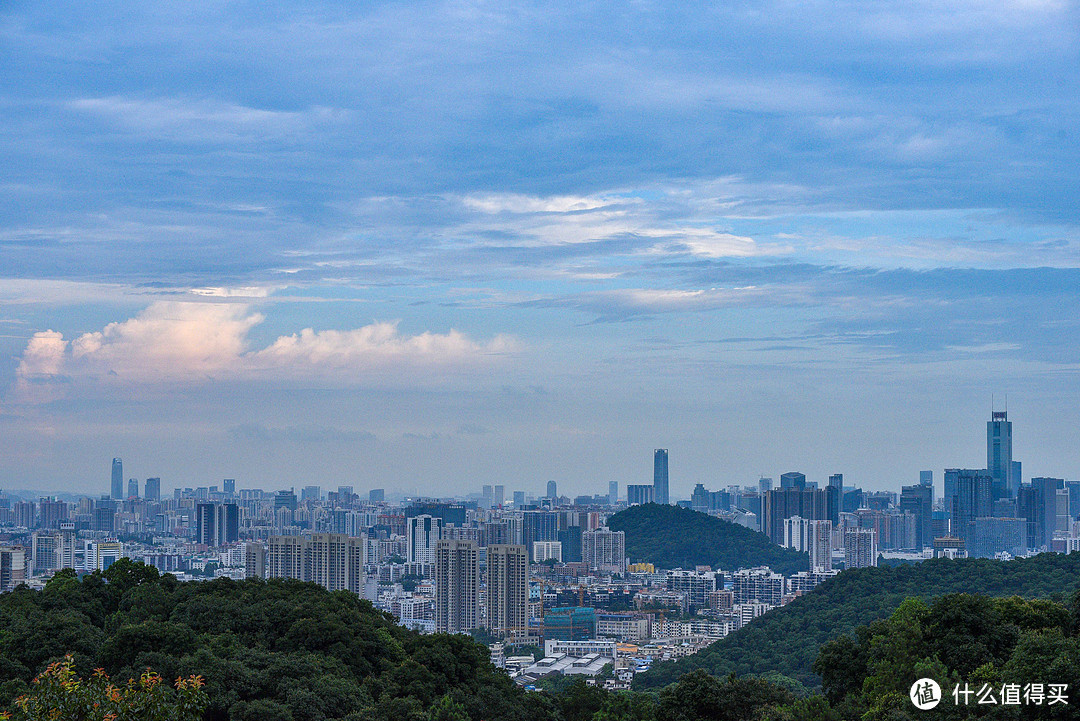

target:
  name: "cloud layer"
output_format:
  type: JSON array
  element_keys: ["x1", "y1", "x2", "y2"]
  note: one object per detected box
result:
[{"x1": 12, "y1": 302, "x2": 517, "y2": 395}]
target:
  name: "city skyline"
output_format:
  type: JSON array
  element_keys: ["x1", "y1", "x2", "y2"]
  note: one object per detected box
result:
[
  {"x1": 5, "y1": 406, "x2": 1075, "y2": 505},
  {"x1": 2, "y1": 2, "x2": 1079, "y2": 493}
]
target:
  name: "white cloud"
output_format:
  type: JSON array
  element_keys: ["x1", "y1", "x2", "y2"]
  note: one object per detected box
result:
[
  {"x1": 16, "y1": 330, "x2": 67, "y2": 378},
  {"x1": 462, "y1": 193, "x2": 619, "y2": 214},
  {"x1": 254, "y1": 323, "x2": 518, "y2": 368},
  {"x1": 69, "y1": 302, "x2": 264, "y2": 380},
  {"x1": 8, "y1": 302, "x2": 519, "y2": 396}
]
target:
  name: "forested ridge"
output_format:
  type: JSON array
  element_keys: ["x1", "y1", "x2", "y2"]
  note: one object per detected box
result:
[
  {"x1": 0, "y1": 561, "x2": 813, "y2": 721},
  {"x1": 607, "y1": 504, "x2": 809, "y2": 576},
  {"x1": 0, "y1": 562, "x2": 545, "y2": 721},
  {"x1": 3, "y1": 558, "x2": 1080, "y2": 719},
  {"x1": 634, "y1": 552, "x2": 1080, "y2": 691}
]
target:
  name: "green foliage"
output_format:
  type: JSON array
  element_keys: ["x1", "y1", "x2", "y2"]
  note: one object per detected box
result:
[
  {"x1": 0, "y1": 567, "x2": 534, "y2": 720},
  {"x1": 814, "y1": 592, "x2": 1080, "y2": 719},
  {"x1": 3, "y1": 654, "x2": 206, "y2": 721},
  {"x1": 635, "y1": 552, "x2": 1080, "y2": 690},
  {"x1": 607, "y1": 504, "x2": 809, "y2": 576},
  {"x1": 654, "y1": 670, "x2": 795, "y2": 721}
]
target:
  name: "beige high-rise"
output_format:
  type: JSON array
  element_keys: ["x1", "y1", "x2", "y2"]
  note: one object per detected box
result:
[{"x1": 486, "y1": 544, "x2": 528, "y2": 639}]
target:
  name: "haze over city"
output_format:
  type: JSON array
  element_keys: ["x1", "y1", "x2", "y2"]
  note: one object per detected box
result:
[{"x1": 2, "y1": 1, "x2": 1079, "y2": 495}]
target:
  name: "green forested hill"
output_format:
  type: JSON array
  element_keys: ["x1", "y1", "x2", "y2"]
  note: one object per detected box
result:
[
  {"x1": 607, "y1": 503, "x2": 809, "y2": 576},
  {"x1": 0, "y1": 561, "x2": 839, "y2": 721},
  {"x1": 633, "y1": 552, "x2": 1080, "y2": 691},
  {"x1": 0, "y1": 562, "x2": 548, "y2": 721}
]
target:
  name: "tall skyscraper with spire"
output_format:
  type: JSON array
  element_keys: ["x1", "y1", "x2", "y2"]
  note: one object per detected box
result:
[
  {"x1": 110, "y1": 458, "x2": 123, "y2": 500},
  {"x1": 653, "y1": 449, "x2": 669, "y2": 505},
  {"x1": 988, "y1": 410, "x2": 1015, "y2": 497}
]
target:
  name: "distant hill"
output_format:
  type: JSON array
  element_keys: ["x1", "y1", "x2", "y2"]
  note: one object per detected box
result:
[
  {"x1": 607, "y1": 503, "x2": 809, "y2": 576},
  {"x1": 633, "y1": 552, "x2": 1080, "y2": 690}
]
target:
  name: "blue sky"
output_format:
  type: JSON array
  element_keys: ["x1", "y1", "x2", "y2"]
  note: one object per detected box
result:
[{"x1": 1, "y1": 0, "x2": 1078, "y2": 497}]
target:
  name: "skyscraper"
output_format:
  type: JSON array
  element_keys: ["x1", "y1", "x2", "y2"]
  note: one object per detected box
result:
[
  {"x1": 435, "y1": 539, "x2": 480, "y2": 633},
  {"x1": 127, "y1": 478, "x2": 139, "y2": 499},
  {"x1": 899, "y1": 483, "x2": 933, "y2": 550},
  {"x1": 223, "y1": 478, "x2": 236, "y2": 495},
  {"x1": 582, "y1": 527, "x2": 626, "y2": 574},
  {"x1": 144, "y1": 477, "x2": 161, "y2": 501},
  {"x1": 988, "y1": 410, "x2": 1015, "y2": 497},
  {"x1": 653, "y1": 449, "x2": 669, "y2": 505},
  {"x1": 949, "y1": 469, "x2": 993, "y2": 543},
  {"x1": 808, "y1": 520, "x2": 833, "y2": 572},
  {"x1": 780, "y1": 472, "x2": 807, "y2": 490},
  {"x1": 844, "y1": 528, "x2": 878, "y2": 569},
  {"x1": 546, "y1": 480, "x2": 558, "y2": 499},
  {"x1": 522, "y1": 510, "x2": 558, "y2": 561},
  {"x1": 493, "y1": 485, "x2": 505, "y2": 507},
  {"x1": 111, "y1": 458, "x2": 123, "y2": 500},
  {"x1": 761, "y1": 487, "x2": 833, "y2": 544},
  {"x1": 486, "y1": 544, "x2": 528, "y2": 639},
  {"x1": 195, "y1": 503, "x2": 240, "y2": 546},
  {"x1": 265, "y1": 534, "x2": 363, "y2": 593},
  {"x1": 407, "y1": 514, "x2": 443, "y2": 564}
]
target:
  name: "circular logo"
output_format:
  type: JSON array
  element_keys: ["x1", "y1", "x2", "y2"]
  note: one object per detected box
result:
[{"x1": 910, "y1": 678, "x2": 942, "y2": 710}]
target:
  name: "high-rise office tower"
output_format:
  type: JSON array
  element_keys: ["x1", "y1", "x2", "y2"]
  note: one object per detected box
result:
[
  {"x1": 522, "y1": 510, "x2": 558, "y2": 561},
  {"x1": 653, "y1": 449, "x2": 669, "y2": 505},
  {"x1": 486, "y1": 544, "x2": 528, "y2": 639},
  {"x1": 608, "y1": 481, "x2": 618, "y2": 505},
  {"x1": 949, "y1": 469, "x2": 993, "y2": 543},
  {"x1": 196, "y1": 503, "x2": 239, "y2": 546},
  {"x1": 493, "y1": 485, "x2": 505, "y2": 508},
  {"x1": 899, "y1": 484, "x2": 934, "y2": 550},
  {"x1": 369, "y1": 488, "x2": 385, "y2": 503},
  {"x1": 301, "y1": 486, "x2": 321, "y2": 502},
  {"x1": 546, "y1": 480, "x2": 558, "y2": 499},
  {"x1": 780, "y1": 472, "x2": 807, "y2": 490},
  {"x1": 920, "y1": 470, "x2": 933, "y2": 486},
  {"x1": 111, "y1": 458, "x2": 123, "y2": 500},
  {"x1": 1031, "y1": 477, "x2": 1067, "y2": 548},
  {"x1": 626, "y1": 484, "x2": 654, "y2": 506},
  {"x1": 758, "y1": 477, "x2": 773, "y2": 494},
  {"x1": 513, "y1": 490, "x2": 525, "y2": 507},
  {"x1": 195, "y1": 503, "x2": 214, "y2": 546},
  {"x1": 761, "y1": 487, "x2": 834, "y2": 544},
  {"x1": 223, "y1": 479, "x2": 236, "y2": 495},
  {"x1": 407, "y1": 514, "x2": 443, "y2": 564},
  {"x1": 826, "y1": 474, "x2": 843, "y2": 524},
  {"x1": 435, "y1": 539, "x2": 480, "y2": 633},
  {"x1": 988, "y1": 410, "x2": 1015, "y2": 497},
  {"x1": 482, "y1": 485, "x2": 494, "y2": 509},
  {"x1": 144, "y1": 477, "x2": 161, "y2": 502},
  {"x1": 127, "y1": 478, "x2": 139, "y2": 499}
]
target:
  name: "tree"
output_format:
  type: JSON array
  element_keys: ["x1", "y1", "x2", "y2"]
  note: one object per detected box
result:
[{"x1": 3, "y1": 655, "x2": 207, "y2": 721}]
